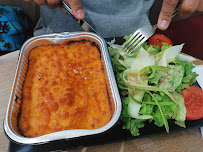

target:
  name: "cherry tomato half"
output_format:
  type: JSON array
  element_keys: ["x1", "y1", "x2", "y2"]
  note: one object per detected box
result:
[
  {"x1": 182, "y1": 85, "x2": 203, "y2": 120},
  {"x1": 148, "y1": 34, "x2": 173, "y2": 47}
]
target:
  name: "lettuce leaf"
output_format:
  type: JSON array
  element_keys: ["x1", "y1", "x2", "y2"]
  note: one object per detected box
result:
[
  {"x1": 175, "y1": 60, "x2": 199, "y2": 90},
  {"x1": 121, "y1": 117, "x2": 145, "y2": 136},
  {"x1": 108, "y1": 36, "x2": 197, "y2": 137},
  {"x1": 121, "y1": 97, "x2": 146, "y2": 136},
  {"x1": 172, "y1": 92, "x2": 186, "y2": 122}
]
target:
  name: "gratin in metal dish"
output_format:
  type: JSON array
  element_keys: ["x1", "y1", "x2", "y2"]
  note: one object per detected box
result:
[{"x1": 4, "y1": 32, "x2": 122, "y2": 145}]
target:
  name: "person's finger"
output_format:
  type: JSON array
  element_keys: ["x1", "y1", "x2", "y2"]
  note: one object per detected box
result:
[
  {"x1": 24, "y1": 0, "x2": 32, "y2": 2},
  {"x1": 47, "y1": 0, "x2": 60, "y2": 8},
  {"x1": 67, "y1": 0, "x2": 85, "y2": 20},
  {"x1": 158, "y1": 0, "x2": 179, "y2": 30},
  {"x1": 178, "y1": 0, "x2": 200, "y2": 19},
  {"x1": 197, "y1": 0, "x2": 203, "y2": 12},
  {"x1": 33, "y1": 0, "x2": 47, "y2": 6}
]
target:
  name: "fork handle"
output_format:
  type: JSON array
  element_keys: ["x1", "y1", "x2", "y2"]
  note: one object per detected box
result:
[{"x1": 60, "y1": 0, "x2": 97, "y2": 33}]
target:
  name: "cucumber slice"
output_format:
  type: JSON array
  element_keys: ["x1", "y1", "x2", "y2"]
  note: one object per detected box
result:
[
  {"x1": 127, "y1": 101, "x2": 153, "y2": 119},
  {"x1": 130, "y1": 89, "x2": 145, "y2": 102}
]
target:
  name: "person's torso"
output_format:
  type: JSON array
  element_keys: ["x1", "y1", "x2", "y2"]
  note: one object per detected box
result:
[{"x1": 34, "y1": 0, "x2": 154, "y2": 38}]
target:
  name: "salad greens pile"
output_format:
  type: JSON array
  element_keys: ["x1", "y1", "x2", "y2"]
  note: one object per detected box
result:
[{"x1": 108, "y1": 35, "x2": 198, "y2": 136}]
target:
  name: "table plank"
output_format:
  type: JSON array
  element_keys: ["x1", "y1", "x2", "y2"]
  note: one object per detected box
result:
[
  {"x1": 0, "y1": 51, "x2": 203, "y2": 152},
  {"x1": 68, "y1": 129, "x2": 203, "y2": 152},
  {"x1": 0, "y1": 51, "x2": 19, "y2": 152}
]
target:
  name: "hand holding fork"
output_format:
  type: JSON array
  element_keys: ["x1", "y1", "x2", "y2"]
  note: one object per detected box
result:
[{"x1": 24, "y1": 0, "x2": 202, "y2": 31}]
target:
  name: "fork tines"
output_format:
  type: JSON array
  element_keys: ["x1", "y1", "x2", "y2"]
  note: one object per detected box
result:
[{"x1": 122, "y1": 32, "x2": 146, "y2": 55}]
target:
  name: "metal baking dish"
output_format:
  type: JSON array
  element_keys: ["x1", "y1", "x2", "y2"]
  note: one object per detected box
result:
[{"x1": 4, "y1": 32, "x2": 122, "y2": 145}]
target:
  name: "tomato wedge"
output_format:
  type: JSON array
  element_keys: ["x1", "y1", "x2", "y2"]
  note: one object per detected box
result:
[
  {"x1": 182, "y1": 85, "x2": 203, "y2": 120},
  {"x1": 148, "y1": 34, "x2": 173, "y2": 47}
]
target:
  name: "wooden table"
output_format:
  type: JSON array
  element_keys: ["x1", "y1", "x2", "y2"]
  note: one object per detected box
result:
[{"x1": 0, "y1": 51, "x2": 203, "y2": 152}]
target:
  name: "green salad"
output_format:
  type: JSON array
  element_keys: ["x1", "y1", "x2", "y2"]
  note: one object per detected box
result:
[{"x1": 108, "y1": 35, "x2": 198, "y2": 136}]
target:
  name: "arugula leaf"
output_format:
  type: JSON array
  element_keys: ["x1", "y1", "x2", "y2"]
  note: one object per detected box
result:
[{"x1": 153, "y1": 107, "x2": 165, "y2": 127}]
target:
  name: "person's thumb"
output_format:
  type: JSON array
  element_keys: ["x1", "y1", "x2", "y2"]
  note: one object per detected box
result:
[
  {"x1": 157, "y1": 0, "x2": 179, "y2": 30},
  {"x1": 67, "y1": 0, "x2": 85, "y2": 20}
]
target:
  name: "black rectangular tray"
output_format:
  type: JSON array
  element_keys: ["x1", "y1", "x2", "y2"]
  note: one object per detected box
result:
[{"x1": 8, "y1": 37, "x2": 203, "y2": 152}]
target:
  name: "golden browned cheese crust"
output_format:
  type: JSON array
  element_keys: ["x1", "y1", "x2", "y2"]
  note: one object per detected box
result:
[{"x1": 19, "y1": 41, "x2": 112, "y2": 137}]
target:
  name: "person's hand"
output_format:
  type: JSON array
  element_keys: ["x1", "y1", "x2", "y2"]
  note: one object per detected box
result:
[
  {"x1": 24, "y1": 0, "x2": 85, "y2": 20},
  {"x1": 158, "y1": 0, "x2": 203, "y2": 30}
]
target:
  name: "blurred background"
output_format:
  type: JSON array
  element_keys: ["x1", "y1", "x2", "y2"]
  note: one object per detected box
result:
[{"x1": 1, "y1": 0, "x2": 40, "y2": 23}]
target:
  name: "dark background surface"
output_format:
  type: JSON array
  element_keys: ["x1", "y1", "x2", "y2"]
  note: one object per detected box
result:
[{"x1": 156, "y1": 15, "x2": 203, "y2": 60}]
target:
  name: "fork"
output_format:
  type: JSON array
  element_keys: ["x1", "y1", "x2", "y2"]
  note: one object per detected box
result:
[
  {"x1": 61, "y1": 0, "x2": 97, "y2": 33},
  {"x1": 122, "y1": 2, "x2": 181, "y2": 55}
]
